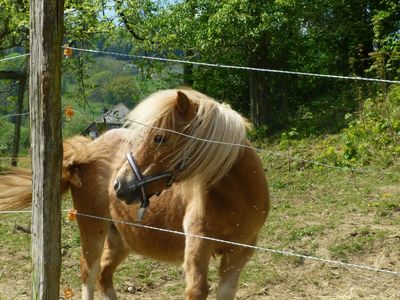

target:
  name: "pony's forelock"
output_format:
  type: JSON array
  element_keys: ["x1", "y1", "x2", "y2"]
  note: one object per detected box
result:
[
  {"x1": 123, "y1": 89, "x2": 179, "y2": 150},
  {"x1": 124, "y1": 89, "x2": 250, "y2": 187}
]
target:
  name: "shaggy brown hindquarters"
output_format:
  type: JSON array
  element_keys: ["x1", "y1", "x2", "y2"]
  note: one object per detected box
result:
[
  {"x1": 0, "y1": 168, "x2": 32, "y2": 211},
  {"x1": 0, "y1": 135, "x2": 105, "y2": 211}
]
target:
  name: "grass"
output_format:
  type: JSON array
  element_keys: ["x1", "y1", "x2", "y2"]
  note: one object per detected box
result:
[{"x1": 0, "y1": 135, "x2": 399, "y2": 299}]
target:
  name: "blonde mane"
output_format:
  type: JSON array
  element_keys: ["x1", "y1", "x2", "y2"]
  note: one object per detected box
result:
[{"x1": 124, "y1": 89, "x2": 252, "y2": 187}]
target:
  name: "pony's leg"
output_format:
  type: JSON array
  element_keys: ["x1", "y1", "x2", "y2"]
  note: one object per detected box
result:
[
  {"x1": 183, "y1": 235, "x2": 213, "y2": 300},
  {"x1": 183, "y1": 207, "x2": 213, "y2": 299},
  {"x1": 78, "y1": 220, "x2": 110, "y2": 300},
  {"x1": 97, "y1": 224, "x2": 130, "y2": 300},
  {"x1": 216, "y1": 247, "x2": 255, "y2": 300}
]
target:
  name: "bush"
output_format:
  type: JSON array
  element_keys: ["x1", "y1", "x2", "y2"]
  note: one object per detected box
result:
[{"x1": 341, "y1": 85, "x2": 400, "y2": 167}]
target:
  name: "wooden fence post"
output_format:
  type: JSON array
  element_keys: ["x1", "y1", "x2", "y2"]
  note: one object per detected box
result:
[{"x1": 29, "y1": 0, "x2": 64, "y2": 298}]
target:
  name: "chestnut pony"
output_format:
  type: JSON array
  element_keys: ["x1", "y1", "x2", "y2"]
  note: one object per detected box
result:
[{"x1": 0, "y1": 89, "x2": 270, "y2": 300}]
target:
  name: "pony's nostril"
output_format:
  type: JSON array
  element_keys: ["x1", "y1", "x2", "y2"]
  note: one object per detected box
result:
[{"x1": 113, "y1": 179, "x2": 121, "y2": 191}]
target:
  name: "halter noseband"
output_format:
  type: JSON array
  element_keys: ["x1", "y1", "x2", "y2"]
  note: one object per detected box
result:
[{"x1": 126, "y1": 152, "x2": 174, "y2": 221}]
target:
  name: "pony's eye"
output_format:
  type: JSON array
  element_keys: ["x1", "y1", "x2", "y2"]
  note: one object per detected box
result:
[{"x1": 153, "y1": 134, "x2": 166, "y2": 145}]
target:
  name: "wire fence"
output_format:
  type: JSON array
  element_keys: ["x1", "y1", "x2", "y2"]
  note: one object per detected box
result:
[
  {"x1": 0, "y1": 112, "x2": 29, "y2": 120},
  {"x1": 66, "y1": 108, "x2": 400, "y2": 177},
  {"x1": 0, "y1": 156, "x2": 392, "y2": 204},
  {"x1": 65, "y1": 46, "x2": 400, "y2": 84},
  {"x1": 1, "y1": 46, "x2": 399, "y2": 293},
  {"x1": 2, "y1": 47, "x2": 400, "y2": 84},
  {"x1": 1, "y1": 110, "x2": 399, "y2": 279},
  {"x1": 1, "y1": 46, "x2": 399, "y2": 176},
  {"x1": 1, "y1": 208, "x2": 399, "y2": 277},
  {"x1": 1, "y1": 109, "x2": 398, "y2": 177},
  {"x1": 0, "y1": 53, "x2": 30, "y2": 63}
]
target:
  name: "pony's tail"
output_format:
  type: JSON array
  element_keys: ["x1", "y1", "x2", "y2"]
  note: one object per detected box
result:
[
  {"x1": 0, "y1": 168, "x2": 32, "y2": 211},
  {"x1": 0, "y1": 135, "x2": 100, "y2": 211}
]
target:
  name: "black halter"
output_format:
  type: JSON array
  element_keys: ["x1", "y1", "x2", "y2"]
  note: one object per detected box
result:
[{"x1": 126, "y1": 152, "x2": 174, "y2": 221}]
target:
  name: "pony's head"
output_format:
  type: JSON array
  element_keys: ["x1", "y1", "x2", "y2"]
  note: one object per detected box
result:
[{"x1": 113, "y1": 89, "x2": 251, "y2": 215}]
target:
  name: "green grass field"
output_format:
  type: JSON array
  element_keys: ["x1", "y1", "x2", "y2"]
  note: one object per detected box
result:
[{"x1": 0, "y1": 137, "x2": 399, "y2": 299}]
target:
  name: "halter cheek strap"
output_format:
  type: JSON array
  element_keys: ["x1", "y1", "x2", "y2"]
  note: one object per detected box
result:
[{"x1": 126, "y1": 153, "x2": 174, "y2": 221}]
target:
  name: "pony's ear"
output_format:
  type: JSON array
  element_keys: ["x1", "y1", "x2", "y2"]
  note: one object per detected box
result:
[{"x1": 176, "y1": 91, "x2": 195, "y2": 120}]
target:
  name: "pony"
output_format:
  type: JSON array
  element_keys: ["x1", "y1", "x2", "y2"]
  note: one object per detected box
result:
[{"x1": 0, "y1": 89, "x2": 270, "y2": 300}]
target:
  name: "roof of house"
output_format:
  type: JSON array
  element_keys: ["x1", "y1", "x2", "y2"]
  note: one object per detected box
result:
[
  {"x1": 98, "y1": 103, "x2": 130, "y2": 123},
  {"x1": 82, "y1": 103, "x2": 131, "y2": 135}
]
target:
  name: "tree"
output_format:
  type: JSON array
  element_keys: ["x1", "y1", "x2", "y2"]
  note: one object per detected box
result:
[
  {"x1": 0, "y1": 0, "x2": 117, "y2": 160},
  {"x1": 0, "y1": 0, "x2": 29, "y2": 163},
  {"x1": 118, "y1": 0, "x2": 306, "y2": 128},
  {"x1": 117, "y1": 0, "x2": 399, "y2": 133}
]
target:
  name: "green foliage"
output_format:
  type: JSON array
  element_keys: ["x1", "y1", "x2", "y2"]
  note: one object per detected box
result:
[
  {"x1": 0, "y1": 118, "x2": 29, "y2": 154},
  {"x1": 0, "y1": 0, "x2": 29, "y2": 49},
  {"x1": 342, "y1": 85, "x2": 400, "y2": 166},
  {"x1": 1, "y1": 0, "x2": 399, "y2": 165},
  {"x1": 123, "y1": 0, "x2": 399, "y2": 132},
  {"x1": 279, "y1": 127, "x2": 300, "y2": 148},
  {"x1": 86, "y1": 57, "x2": 141, "y2": 107},
  {"x1": 274, "y1": 85, "x2": 400, "y2": 170},
  {"x1": 0, "y1": 120, "x2": 14, "y2": 154},
  {"x1": 368, "y1": 1, "x2": 400, "y2": 80},
  {"x1": 103, "y1": 75, "x2": 138, "y2": 106},
  {"x1": 316, "y1": 146, "x2": 341, "y2": 166},
  {"x1": 248, "y1": 125, "x2": 268, "y2": 142}
]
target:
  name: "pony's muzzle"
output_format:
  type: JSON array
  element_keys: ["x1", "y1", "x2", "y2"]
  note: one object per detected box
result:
[{"x1": 113, "y1": 176, "x2": 141, "y2": 205}]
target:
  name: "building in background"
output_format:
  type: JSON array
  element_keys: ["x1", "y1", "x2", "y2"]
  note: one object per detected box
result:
[{"x1": 83, "y1": 103, "x2": 130, "y2": 139}]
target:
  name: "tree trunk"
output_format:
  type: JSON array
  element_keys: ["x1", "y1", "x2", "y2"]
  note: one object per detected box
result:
[
  {"x1": 249, "y1": 70, "x2": 269, "y2": 128},
  {"x1": 248, "y1": 29, "x2": 271, "y2": 129},
  {"x1": 30, "y1": 0, "x2": 64, "y2": 298},
  {"x1": 183, "y1": 50, "x2": 194, "y2": 86},
  {"x1": 0, "y1": 70, "x2": 27, "y2": 166},
  {"x1": 11, "y1": 77, "x2": 26, "y2": 166}
]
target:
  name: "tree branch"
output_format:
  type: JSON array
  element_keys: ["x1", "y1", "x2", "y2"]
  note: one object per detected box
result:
[{"x1": 114, "y1": 0, "x2": 145, "y2": 41}]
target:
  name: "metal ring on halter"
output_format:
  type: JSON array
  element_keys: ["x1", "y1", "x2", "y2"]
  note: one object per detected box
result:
[{"x1": 126, "y1": 153, "x2": 173, "y2": 221}]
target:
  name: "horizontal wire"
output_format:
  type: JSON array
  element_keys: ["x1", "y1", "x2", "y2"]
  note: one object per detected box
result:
[
  {"x1": 0, "y1": 105, "x2": 75, "y2": 120},
  {"x1": 0, "y1": 209, "x2": 70, "y2": 214},
  {"x1": 2, "y1": 48, "x2": 399, "y2": 85},
  {"x1": 0, "y1": 107, "x2": 397, "y2": 177},
  {"x1": 0, "y1": 112, "x2": 29, "y2": 120},
  {"x1": 65, "y1": 46, "x2": 400, "y2": 85},
  {"x1": 1, "y1": 208, "x2": 399, "y2": 277},
  {"x1": 74, "y1": 109, "x2": 399, "y2": 176},
  {"x1": 74, "y1": 211, "x2": 400, "y2": 277},
  {"x1": 2, "y1": 42, "x2": 399, "y2": 286},
  {"x1": 0, "y1": 210, "x2": 32, "y2": 214},
  {"x1": 0, "y1": 53, "x2": 30, "y2": 63},
  {"x1": 125, "y1": 116, "x2": 399, "y2": 176}
]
